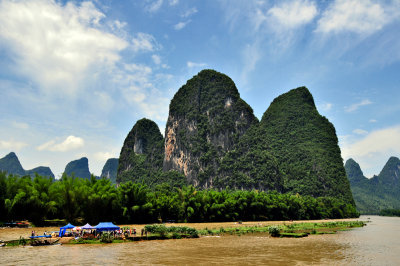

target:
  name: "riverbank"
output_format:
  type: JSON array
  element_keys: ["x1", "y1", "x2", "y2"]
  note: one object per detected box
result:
[{"x1": 0, "y1": 219, "x2": 366, "y2": 246}]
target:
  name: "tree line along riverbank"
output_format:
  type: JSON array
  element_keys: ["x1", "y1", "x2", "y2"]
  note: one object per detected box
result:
[{"x1": 0, "y1": 173, "x2": 358, "y2": 226}]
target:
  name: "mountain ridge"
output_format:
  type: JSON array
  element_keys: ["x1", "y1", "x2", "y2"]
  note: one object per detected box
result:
[
  {"x1": 118, "y1": 69, "x2": 355, "y2": 205},
  {"x1": 345, "y1": 157, "x2": 400, "y2": 213},
  {"x1": 0, "y1": 152, "x2": 54, "y2": 178}
]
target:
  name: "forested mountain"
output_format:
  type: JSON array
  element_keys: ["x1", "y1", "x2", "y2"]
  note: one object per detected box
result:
[
  {"x1": 163, "y1": 69, "x2": 258, "y2": 187},
  {"x1": 64, "y1": 157, "x2": 91, "y2": 179},
  {"x1": 0, "y1": 152, "x2": 54, "y2": 178},
  {"x1": 345, "y1": 157, "x2": 400, "y2": 214},
  {"x1": 117, "y1": 118, "x2": 165, "y2": 184},
  {"x1": 101, "y1": 158, "x2": 119, "y2": 183},
  {"x1": 118, "y1": 69, "x2": 354, "y2": 205}
]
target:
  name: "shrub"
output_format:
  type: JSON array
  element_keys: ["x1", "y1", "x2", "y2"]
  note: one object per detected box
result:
[{"x1": 268, "y1": 226, "x2": 281, "y2": 237}]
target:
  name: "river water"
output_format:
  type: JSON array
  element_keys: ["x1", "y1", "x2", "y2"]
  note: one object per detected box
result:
[{"x1": 1, "y1": 215, "x2": 399, "y2": 265}]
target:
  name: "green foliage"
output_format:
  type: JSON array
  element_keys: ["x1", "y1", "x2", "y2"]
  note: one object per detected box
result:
[
  {"x1": 268, "y1": 226, "x2": 281, "y2": 237},
  {"x1": 165, "y1": 69, "x2": 258, "y2": 185},
  {"x1": 144, "y1": 224, "x2": 199, "y2": 238},
  {"x1": 100, "y1": 232, "x2": 114, "y2": 243},
  {"x1": 117, "y1": 118, "x2": 165, "y2": 184},
  {"x1": 0, "y1": 173, "x2": 358, "y2": 224},
  {"x1": 379, "y1": 209, "x2": 400, "y2": 217}
]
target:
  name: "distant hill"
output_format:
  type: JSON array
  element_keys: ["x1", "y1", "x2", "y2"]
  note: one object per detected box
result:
[
  {"x1": 0, "y1": 152, "x2": 54, "y2": 178},
  {"x1": 25, "y1": 166, "x2": 54, "y2": 178},
  {"x1": 101, "y1": 158, "x2": 118, "y2": 183},
  {"x1": 345, "y1": 157, "x2": 400, "y2": 214},
  {"x1": 64, "y1": 157, "x2": 91, "y2": 179}
]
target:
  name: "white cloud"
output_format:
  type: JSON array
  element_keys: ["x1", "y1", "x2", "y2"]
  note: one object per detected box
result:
[
  {"x1": 341, "y1": 125, "x2": 400, "y2": 176},
  {"x1": 181, "y1": 7, "x2": 198, "y2": 18},
  {"x1": 174, "y1": 20, "x2": 191, "y2": 30},
  {"x1": 37, "y1": 135, "x2": 84, "y2": 152},
  {"x1": 152, "y1": 54, "x2": 162, "y2": 65},
  {"x1": 0, "y1": 0, "x2": 128, "y2": 96},
  {"x1": 316, "y1": 0, "x2": 394, "y2": 35},
  {"x1": 94, "y1": 151, "x2": 116, "y2": 162},
  {"x1": 146, "y1": 0, "x2": 163, "y2": 13},
  {"x1": 0, "y1": 139, "x2": 28, "y2": 151},
  {"x1": 12, "y1": 121, "x2": 29, "y2": 130},
  {"x1": 169, "y1": 0, "x2": 179, "y2": 6},
  {"x1": 187, "y1": 61, "x2": 207, "y2": 68},
  {"x1": 241, "y1": 41, "x2": 262, "y2": 83},
  {"x1": 345, "y1": 99, "x2": 372, "y2": 112},
  {"x1": 267, "y1": 0, "x2": 318, "y2": 30},
  {"x1": 353, "y1": 129, "x2": 368, "y2": 135},
  {"x1": 132, "y1": 32, "x2": 159, "y2": 52},
  {"x1": 369, "y1": 119, "x2": 377, "y2": 123},
  {"x1": 320, "y1": 102, "x2": 333, "y2": 111}
]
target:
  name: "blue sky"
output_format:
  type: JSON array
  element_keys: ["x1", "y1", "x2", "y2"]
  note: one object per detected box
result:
[{"x1": 0, "y1": 0, "x2": 399, "y2": 178}]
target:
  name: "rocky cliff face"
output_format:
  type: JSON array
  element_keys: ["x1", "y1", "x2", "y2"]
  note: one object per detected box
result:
[
  {"x1": 101, "y1": 158, "x2": 118, "y2": 183},
  {"x1": 163, "y1": 69, "x2": 257, "y2": 187},
  {"x1": 118, "y1": 69, "x2": 356, "y2": 205},
  {"x1": 64, "y1": 157, "x2": 91, "y2": 179},
  {"x1": 117, "y1": 118, "x2": 164, "y2": 184}
]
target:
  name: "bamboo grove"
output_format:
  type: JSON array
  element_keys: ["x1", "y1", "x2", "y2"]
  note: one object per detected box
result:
[{"x1": 0, "y1": 172, "x2": 358, "y2": 225}]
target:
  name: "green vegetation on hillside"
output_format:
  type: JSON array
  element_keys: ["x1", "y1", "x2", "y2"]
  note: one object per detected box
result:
[
  {"x1": 164, "y1": 69, "x2": 258, "y2": 186},
  {"x1": 345, "y1": 157, "x2": 400, "y2": 214},
  {"x1": 0, "y1": 173, "x2": 358, "y2": 225},
  {"x1": 379, "y1": 209, "x2": 400, "y2": 217},
  {"x1": 117, "y1": 118, "x2": 165, "y2": 184},
  {"x1": 118, "y1": 71, "x2": 355, "y2": 207}
]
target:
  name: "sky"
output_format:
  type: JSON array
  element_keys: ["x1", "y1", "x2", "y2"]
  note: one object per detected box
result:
[{"x1": 0, "y1": 0, "x2": 399, "y2": 178}]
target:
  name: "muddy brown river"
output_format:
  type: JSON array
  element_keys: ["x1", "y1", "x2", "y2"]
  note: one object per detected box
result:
[{"x1": 1, "y1": 215, "x2": 399, "y2": 265}]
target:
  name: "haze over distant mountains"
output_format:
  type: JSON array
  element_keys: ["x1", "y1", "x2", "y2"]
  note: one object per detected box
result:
[
  {"x1": 0, "y1": 152, "x2": 118, "y2": 182},
  {"x1": 345, "y1": 157, "x2": 400, "y2": 214},
  {"x1": 0, "y1": 152, "x2": 54, "y2": 178}
]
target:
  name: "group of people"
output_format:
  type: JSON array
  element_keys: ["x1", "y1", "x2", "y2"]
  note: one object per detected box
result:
[{"x1": 30, "y1": 230, "x2": 57, "y2": 237}]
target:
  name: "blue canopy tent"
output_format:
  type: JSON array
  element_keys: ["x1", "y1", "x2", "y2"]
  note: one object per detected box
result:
[
  {"x1": 94, "y1": 222, "x2": 120, "y2": 232},
  {"x1": 59, "y1": 223, "x2": 75, "y2": 237}
]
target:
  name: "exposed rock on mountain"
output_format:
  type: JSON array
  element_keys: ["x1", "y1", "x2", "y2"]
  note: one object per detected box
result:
[
  {"x1": 64, "y1": 157, "x2": 91, "y2": 179},
  {"x1": 101, "y1": 158, "x2": 118, "y2": 183},
  {"x1": 117, "y1": 118, "x2": 164, "y2": 184},
  {"x1": 163, "y1": 69, "x2": 257, "y2": 187},
  {"x1": 118, "y1": 70, "x2": 355, "y2": 205}
]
